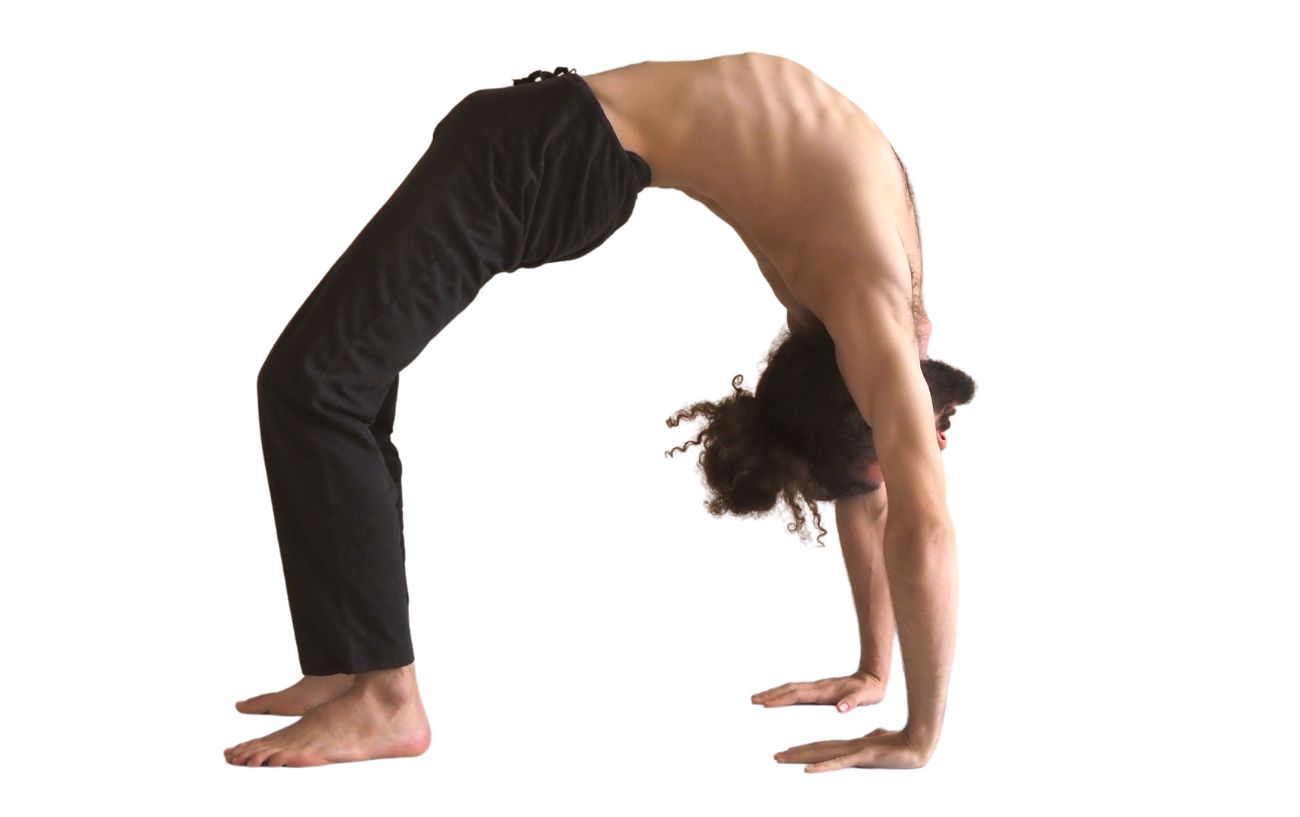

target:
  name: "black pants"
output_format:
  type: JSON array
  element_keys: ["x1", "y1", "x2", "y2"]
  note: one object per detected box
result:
[{"x1": 256, "y1": 67, "x2": 651, "y2": 676}]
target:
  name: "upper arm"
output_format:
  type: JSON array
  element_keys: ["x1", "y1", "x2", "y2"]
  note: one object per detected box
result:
[
  {"x1": 795, "y1": 217, "x2": 951, "y2": 530},
  {"x1": 811, "y1": 272, "x2": 950, "y2": 535}
]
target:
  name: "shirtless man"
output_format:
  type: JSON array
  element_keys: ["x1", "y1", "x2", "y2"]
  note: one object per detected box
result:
[{"x1": 226, "y1": 52, "x2": 958, "y2": 772}]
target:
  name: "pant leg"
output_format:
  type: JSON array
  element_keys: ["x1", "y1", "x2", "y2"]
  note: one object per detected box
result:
[
  {"x1": 371, "y1": 374, "x2": 406, "y2": 606},
  {"x1": 256, "y1": 67, "x2": 650, "y2": 677},
  {"x1": 256, "y1": 121, "x2": 520, "y2": 676}
]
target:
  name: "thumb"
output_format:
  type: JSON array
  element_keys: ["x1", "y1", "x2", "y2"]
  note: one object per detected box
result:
[{"x1": 835, "y1": 696, "x2": 858, "y2": 713}]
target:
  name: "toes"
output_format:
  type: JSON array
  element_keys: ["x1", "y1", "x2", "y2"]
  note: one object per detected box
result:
[
  {"x1": 233, "y1": 740, "x2": 263, "y2": 765},
  {"x1": 248, "y1": 746, "x2": 279, "y2": 767},
  {"x1": 266, "y1": 751, "x2": 289, "y2": 767}
]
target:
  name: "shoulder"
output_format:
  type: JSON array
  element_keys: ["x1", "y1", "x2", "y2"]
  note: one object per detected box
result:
[{"x1": 783, "y1": 218, "x2": 914, "y2": 332}]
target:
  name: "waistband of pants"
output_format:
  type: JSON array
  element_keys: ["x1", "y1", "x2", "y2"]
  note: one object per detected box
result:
[{"x1": 512, "y1": 65, "x2": 652, "y2": 191}]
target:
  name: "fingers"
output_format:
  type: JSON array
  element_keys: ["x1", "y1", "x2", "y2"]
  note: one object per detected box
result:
[
  {"x1": 775, "y1": 730, "x2": 912, "y2": 772},
  {"x1": 755, "y1": 674, "x2": 884, "y2": 708},
  {"x1": 762, "y1": 690, "x2": 810, "y2": 707},
  {"x1": 774, "y1": 739, "x2": 859, "y2": 765},
  {"x1": 778, "y1": 738, "x2": 882, "y2": 773},
  {"x1": 751, "y1": 683, "x2": 795, "y2": 704},
  {"x1": 753, "y1": 680, "x2": 838, "y2": 707},
  {"x1": 806, "y1": 750, "x2": 869, "y2": 773},
  {"x1": 758, "y1": 686, "x2": 832, "y2": 707}
]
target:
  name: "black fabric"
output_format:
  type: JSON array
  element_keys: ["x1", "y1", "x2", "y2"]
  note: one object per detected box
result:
[{"x1": 256, "y1": 68, "x2": 651, "y2": 675}]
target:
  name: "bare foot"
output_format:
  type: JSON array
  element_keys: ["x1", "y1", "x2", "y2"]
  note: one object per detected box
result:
[
  {"x1": 224, "y1": 664, "x2": 430, "y2": 767},
  {"x1": 235, "y1": 673, "x2": 356, "y2": 716}
]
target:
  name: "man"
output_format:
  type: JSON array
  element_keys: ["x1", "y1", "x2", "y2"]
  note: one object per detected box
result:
[{"x1": 226, "y1": 52, "x2": 959, "y2": 771}]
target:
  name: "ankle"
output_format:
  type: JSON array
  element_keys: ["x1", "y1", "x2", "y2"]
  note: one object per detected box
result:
[{"x1": 353, "y1": 664, "x2": 419, "y2": 705}]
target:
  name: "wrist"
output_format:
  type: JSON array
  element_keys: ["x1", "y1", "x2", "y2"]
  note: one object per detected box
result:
[
  {"x1": 854, "y1": 666, "x2": 888, "y2": 686},
  {"x1": 903, "y1": 721, "x2": 940, "y2": 757}
]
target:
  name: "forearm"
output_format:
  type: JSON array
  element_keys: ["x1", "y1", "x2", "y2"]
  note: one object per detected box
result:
[
  {"x1": 882, "y1": 517, "x2": 957, "y2": 753},
  {"x1": 837, "y1": 496, "x2": 895, "y2": 682},
  {"x1": 808, "y1": 277, "x2": 957, "y2": 752}
]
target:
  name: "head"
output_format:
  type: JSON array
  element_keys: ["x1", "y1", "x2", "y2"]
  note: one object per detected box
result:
[{"x1": 664, "y1": 324, "x2": 977, "y2": 546}]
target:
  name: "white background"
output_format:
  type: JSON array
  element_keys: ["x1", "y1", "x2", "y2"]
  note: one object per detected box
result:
[{"x1": 2, "y1": 0, "x2": 1297, "y2": 812}]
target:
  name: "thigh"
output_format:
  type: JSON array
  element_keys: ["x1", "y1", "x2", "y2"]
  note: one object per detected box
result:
[{"x1": 262, "y1": 131, "x2": 518, "y2": 421}]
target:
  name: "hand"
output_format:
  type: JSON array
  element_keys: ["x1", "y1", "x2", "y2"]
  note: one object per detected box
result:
[
  {"x1": 751, "y1": 670, "x2": 885, "y2": 713},
  {"x1": 774, "y1": 726, "x2": 932, "y2": 772}
]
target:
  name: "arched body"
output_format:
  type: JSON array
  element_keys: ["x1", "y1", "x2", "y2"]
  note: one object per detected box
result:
[{"x1": 581, "y1": 53, "x2": 924, "y2": 342}]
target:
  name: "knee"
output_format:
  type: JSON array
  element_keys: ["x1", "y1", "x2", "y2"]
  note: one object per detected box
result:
[
  {"x1": 257, "y1": 347, "x2": 319, "y2": 407},
  {"x1": 258, "y1": 344, "x2": 395, "y2": 424}
]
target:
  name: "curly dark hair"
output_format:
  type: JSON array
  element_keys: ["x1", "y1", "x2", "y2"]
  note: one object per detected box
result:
[{"x1": 664, "y1": 323, "x2": 977, "y2": 546}]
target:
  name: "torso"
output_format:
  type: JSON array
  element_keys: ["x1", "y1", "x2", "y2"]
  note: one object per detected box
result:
[{"x1": 581, "y1": 52, "x2": 920, "y2": 336}]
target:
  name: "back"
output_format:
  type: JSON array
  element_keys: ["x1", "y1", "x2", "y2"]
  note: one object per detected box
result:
[{"x1": 584, "y1": 52, "x2": 918, "y2": 331}]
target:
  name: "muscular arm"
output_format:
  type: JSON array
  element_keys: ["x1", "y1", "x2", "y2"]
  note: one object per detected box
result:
[
  {"x1": 836, "y1": 484, "x2": 895, "y2": 685},
  {"x1": 794, "y1": 249, "x2": 958, "y2": 757}
]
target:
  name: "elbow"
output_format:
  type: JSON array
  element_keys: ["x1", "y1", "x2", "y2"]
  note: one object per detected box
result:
[
  {"x1": 885, "y1": 517, "x2": 954, "y2": 556},
  {"x1": 882, "y1": 527, "x2": 955, "y2": 581}
]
